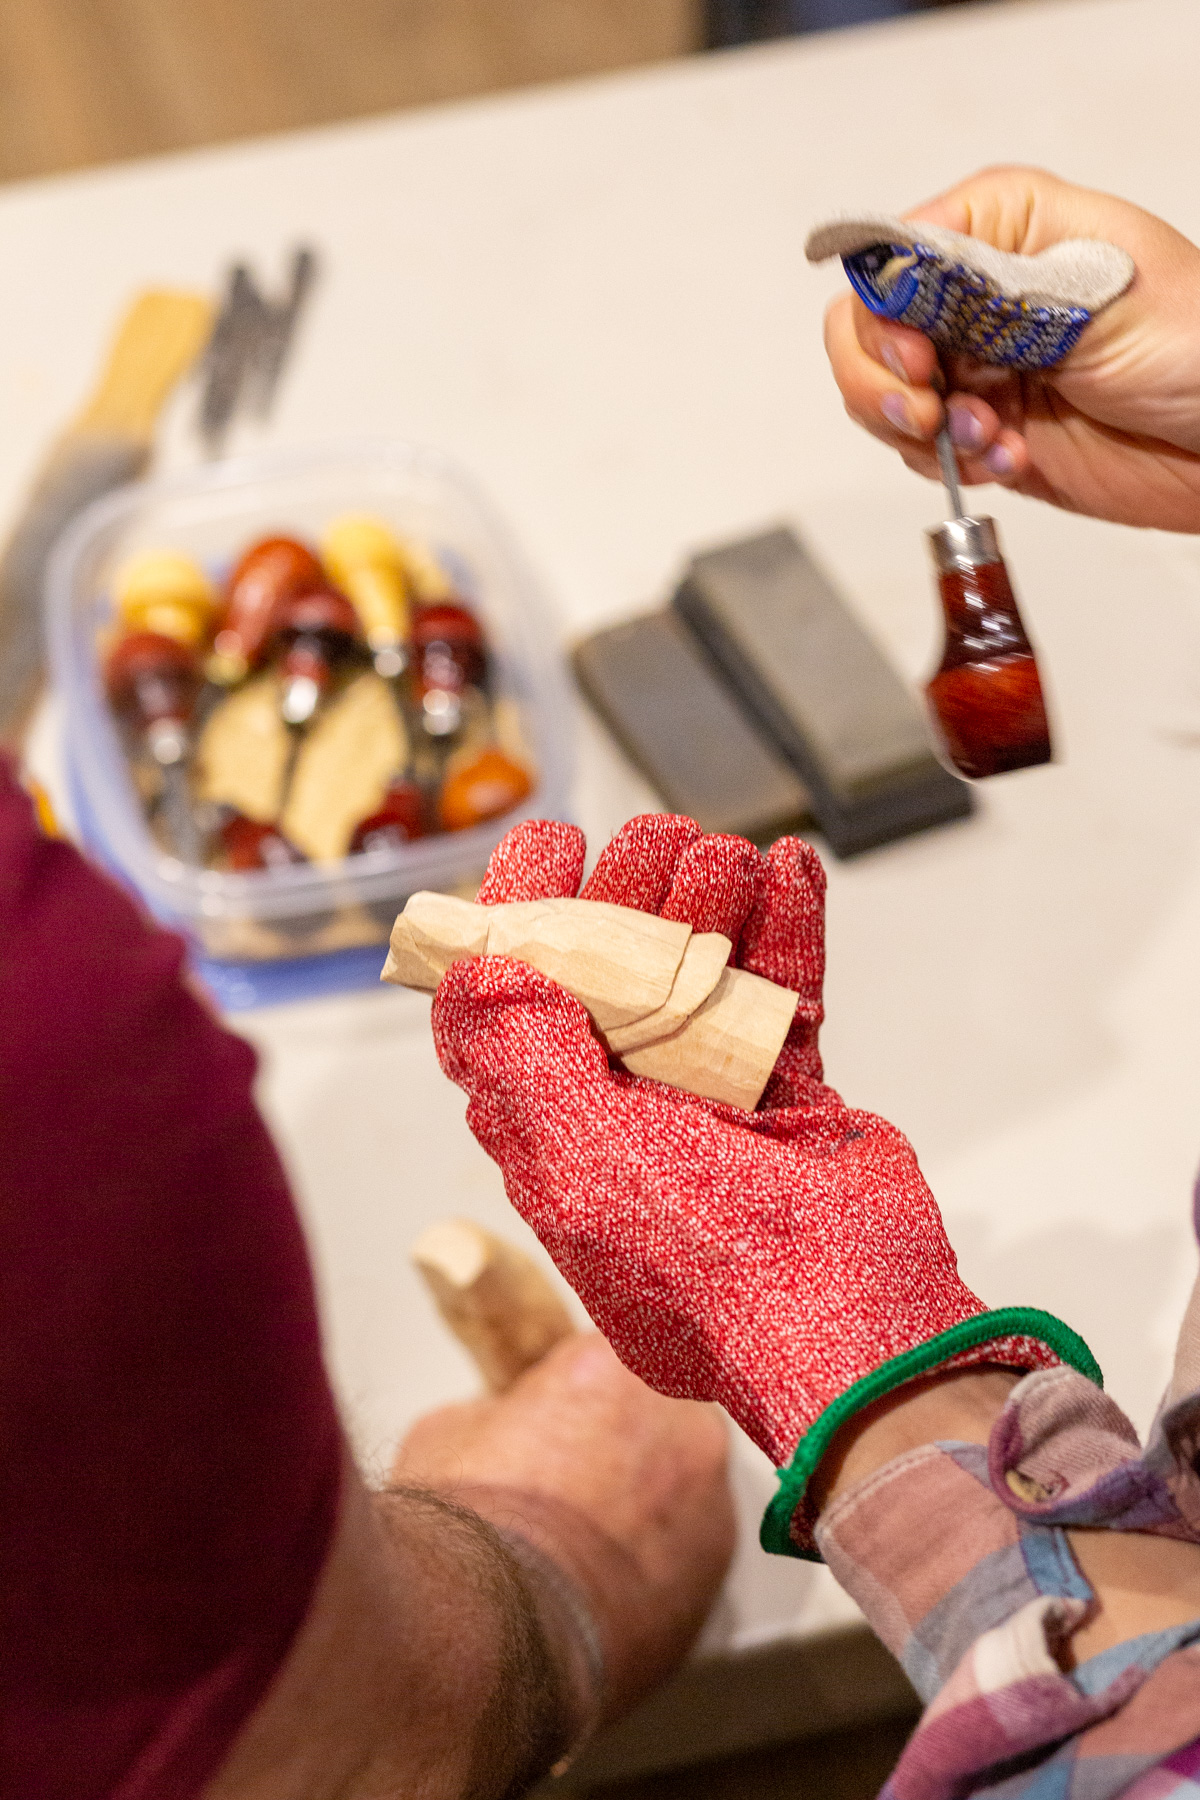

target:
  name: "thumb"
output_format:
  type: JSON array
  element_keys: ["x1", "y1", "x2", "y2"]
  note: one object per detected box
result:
[{"x1": 432, "y1": 955, "x2": 612, "y2": 1106}]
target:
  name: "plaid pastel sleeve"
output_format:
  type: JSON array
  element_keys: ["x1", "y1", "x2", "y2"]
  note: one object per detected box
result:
[{"x1": 814, "y1": 1368, "x2": 1200, "y2": 1797}]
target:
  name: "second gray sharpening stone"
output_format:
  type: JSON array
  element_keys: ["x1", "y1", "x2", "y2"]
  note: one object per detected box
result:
[
  {"x1": 573, "y1": 609, "x2": 812, "y2": 840},
  {"x1": 672, "y1": 526, "x2": 973, "y2": 857}
]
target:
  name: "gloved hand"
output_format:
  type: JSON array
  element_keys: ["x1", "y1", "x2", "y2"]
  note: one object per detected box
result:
[{"x1": 433, "y1": 814, "x2": 1099, "y2": 1555}]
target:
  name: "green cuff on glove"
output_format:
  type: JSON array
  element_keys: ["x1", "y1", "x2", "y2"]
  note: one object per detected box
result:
[{"x1": 760, "y1": 1308, "x2": 1103, "y2": 1560}]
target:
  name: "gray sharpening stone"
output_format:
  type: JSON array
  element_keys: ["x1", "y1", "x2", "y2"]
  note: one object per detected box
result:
[
  {"x1": 671, "y1": 526, "x2": 973, "y2": 857},
  {"x1": 572, "y1": 609, "x2": 812, "y2": 840}
]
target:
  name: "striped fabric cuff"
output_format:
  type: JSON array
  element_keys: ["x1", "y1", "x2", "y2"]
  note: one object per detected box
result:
[{"x1": 760, "y1": 1308, "x2": 1103, "y2": 1560}]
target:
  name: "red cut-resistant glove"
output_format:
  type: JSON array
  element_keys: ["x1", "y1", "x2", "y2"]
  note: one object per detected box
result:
[{"x1": 433, "y1": 815, "x2": 1100, "y2": 1556}]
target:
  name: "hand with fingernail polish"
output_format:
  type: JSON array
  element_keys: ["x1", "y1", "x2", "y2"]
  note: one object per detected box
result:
[
  {"x1": 823, "y1": 166, "x2": 1200, "y2": 531},
  {"x1": 431, "y1": 814, "x2": 1097, "y2": 1558}
]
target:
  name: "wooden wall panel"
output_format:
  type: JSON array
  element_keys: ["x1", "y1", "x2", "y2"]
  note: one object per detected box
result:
[{"x1": 0, "y1": 0, "x2": 702, "y2": 183}]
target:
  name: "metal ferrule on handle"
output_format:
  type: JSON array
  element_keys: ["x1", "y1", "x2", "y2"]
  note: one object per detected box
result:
[{"x1": 926, "y1": 515, "x2": 1003, "y2": 574}]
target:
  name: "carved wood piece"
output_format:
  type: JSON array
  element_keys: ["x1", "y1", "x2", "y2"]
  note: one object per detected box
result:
[
  {"x1": 395, "y1": 890, "x2": 492, "y2": 984},
  {"x1": 410, "y1": 1217, "x2": 574, "y2": 1393},
  {"x1": 603, "y1": 929, "x2": 732, "y2": 1054},
  {"x1": 620, "y1": 962, "x2": 800, "y2": 1111},
  {"x1": 483, "y1": 897, "x2": 691, "y2": 1030},
  {"x1": 382, "y1": 892, "x2": 799, "y2": 1110}
]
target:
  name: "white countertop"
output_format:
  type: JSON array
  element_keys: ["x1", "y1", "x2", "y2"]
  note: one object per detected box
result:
[{"x1": 15, "y1": 0, "x2": 1200, "y2": 1681}]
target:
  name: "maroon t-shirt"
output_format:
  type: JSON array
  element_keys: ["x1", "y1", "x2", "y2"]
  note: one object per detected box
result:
[{"x1": 0, "y1": 761, "x2": 342, "y2": 1797}]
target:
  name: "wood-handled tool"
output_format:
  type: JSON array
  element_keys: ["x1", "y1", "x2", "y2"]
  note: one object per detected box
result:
[
  {"x1": 0, "y1": 289, "x2": 214, "y2": 743},
  {"x1": 924, "y1": 421, "x2": 1052, "y2": 780},
  {"x1": 410, "y1": 1218, "x2": 575, "y2": 1393},
  {"x1": 382, "y1": 889, "x2": 800, "y2": 1111},
  {"x1": 806, "y1": 215, "x2": 1092, "y2": 787}
]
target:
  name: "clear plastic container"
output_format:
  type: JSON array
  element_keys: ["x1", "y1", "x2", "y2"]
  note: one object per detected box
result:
[{"x1": 46, "y1": 440, "x2": 574, "y2": 1008}]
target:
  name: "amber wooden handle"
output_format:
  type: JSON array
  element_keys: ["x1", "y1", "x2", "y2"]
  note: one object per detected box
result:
[
  {"x1": 410, "y1": 1218, "x2": 575, "y2": 1394},
  {"x1": 76, "y1": 289, "x2": 214, "y2": 439},
  {"x1": 924, "y1": 519, "x2": 1052, "y2": 781}
]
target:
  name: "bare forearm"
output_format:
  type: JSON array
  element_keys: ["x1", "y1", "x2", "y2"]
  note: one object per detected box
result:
[
  {"x1": 206, "y1": 1455, "x2": 582, "y2": 1800},
  {"x1": 208, "y1": 1330, "x2": 733, "y2": 1800},
  {"x1": 375, "y1": 1487, "x2": 586, "y2": 1796}
]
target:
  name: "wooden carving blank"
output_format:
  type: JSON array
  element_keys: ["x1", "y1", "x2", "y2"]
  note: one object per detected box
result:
[
  {"x1": 604, "y1": 929, "x2": 732, "y2": 1054},
  {"x1": 281, "y1": 671, "x2": 409, "y2": 862},
  {"x1": 194, "y1": 673, "x2": 292, "y2": 823},
  {"x1": 482, "y1": 898, "x2": 691, "y2": 1030},
  {"x1": 411, "y1": 1218, "x2": 574, "y2": 1393},
  {"x1": 382, "y1": 893, "x2": 799, "y2": 1111}
]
